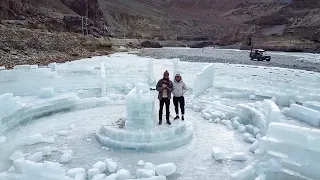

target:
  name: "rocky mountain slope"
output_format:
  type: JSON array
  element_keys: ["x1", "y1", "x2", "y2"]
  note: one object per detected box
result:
[
  {"x1": 1, "y1": 0, "x2": 319, "y2": 67},
  {"x1": 0, "y1": 0, "x2": 112, "y2": 68}
]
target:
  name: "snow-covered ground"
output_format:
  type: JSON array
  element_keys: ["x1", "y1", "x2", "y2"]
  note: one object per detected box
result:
[{"x1": 0, "y1": 51, "x2": 319, "y2": 180}]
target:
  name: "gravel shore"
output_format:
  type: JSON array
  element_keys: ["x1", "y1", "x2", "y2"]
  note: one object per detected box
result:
[{"x1": 138, "y1": 48, "x2": 320, "y2": 72}]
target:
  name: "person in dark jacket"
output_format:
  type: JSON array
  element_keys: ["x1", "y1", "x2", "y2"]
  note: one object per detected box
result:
[
  {"x1": 172, "y1": 74, "x2": 187, "y2": 121},
  {"x1": 156, "y1": 70, "x2": 173, "y2": 125}
]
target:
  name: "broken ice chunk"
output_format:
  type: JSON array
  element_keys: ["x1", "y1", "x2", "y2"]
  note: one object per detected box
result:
[
  {"x1": 230, "y1": 152, "x2": 247, "y2": 161},
  {"x1": 136, "y1": 169, "x2": 155, "y2": 178},
  {"x1": 137, "y1": 160, "x2": 145, "y2": 166},
  {"x1": 212, "y1": 147, "x2": 224, "y2": 160},
  {"x1": 92, "y1": 161, "x2": 106, "y2": 173},
  {"x1": 26, "y1": 152, "x2": 43, "y2": 162},
  {"x1": 116, "y1": 169, "x2": 131, "y2": 180},
  {"x1": 60, "y1": 153, "x2": 72, "y2": 163},
  {"x1": 67, "y1": 168, "x2": 85, "y2": 178},
  {"x1": 156, "y1": 163, "x2": 176, "y2": 176},
  {"x1": 25, "y1": 134, "x2": 45, "y2": 145},
  {"x1": 144, "y1": 162, "x2": 156, "y2": 171}
]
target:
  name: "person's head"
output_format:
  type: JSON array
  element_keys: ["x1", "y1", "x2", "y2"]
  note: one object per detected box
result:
[
  {"x1": 175, "y1": 74, "x2": 181, "y2": 82},
  {"x1": 163, "y1": 70, "x2": 169, "y2": 79}
]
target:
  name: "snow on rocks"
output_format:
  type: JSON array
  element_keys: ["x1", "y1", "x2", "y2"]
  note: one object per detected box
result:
[
  {"x1": 212, "y1": 147, "x2": 224, "y2": 160},
  {"x1": 116, "y1": 169, "x2": 131, "y2": 180},
  {"x1": 26, "y1": 152, "x2": 43, "y2": 162},
  {"x1": 92, "y1": 161, "x2": 106, "y2": 173},
  {"x1": 155, "y1": 163, "x2": 177, "y2": 176},
  {"x1": 60, "y1": 153, "x2": 72, "y2": 163},
  {"x1": 249, "y1": 140, "x2": 260, "y2": 153},
  {"x1": 105, "y1": 159, "x2": 118, "y2": 173},
  {"x1": 51, "y1": 147, "x2": 59, "y2": 152},
  {"x1": 136, "y1": 169, "x2": 155, "y2": 178},
  {"x1": 230, "y1": 152, "x2": 247, "y2": 161},
  {"x1": 67, "y1": 168, "x2": 86, "y2": 178},
  {"x1": 137, "y1": 160, "x2": 145, "y2": 166},
  {"x1": 144, "y1": 162, "x2": 156, "y2": 171}
]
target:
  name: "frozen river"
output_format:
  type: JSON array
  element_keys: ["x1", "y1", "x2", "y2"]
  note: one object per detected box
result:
[
  {"x1": 138, "y1": 48, "x2": 320, "y2": 72},
  {"x1": 0, "y1": 50, "x2": 319, "y2": 180}
]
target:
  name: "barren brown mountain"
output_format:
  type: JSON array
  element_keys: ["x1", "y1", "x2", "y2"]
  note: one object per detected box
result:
[{"x1": 1, "y1": 0, "x2": 320, "y2": 66}]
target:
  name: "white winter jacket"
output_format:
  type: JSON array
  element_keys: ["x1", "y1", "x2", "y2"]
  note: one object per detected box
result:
[{"x1": 172, "y1": 80, "x2": 187, "y2": 97}]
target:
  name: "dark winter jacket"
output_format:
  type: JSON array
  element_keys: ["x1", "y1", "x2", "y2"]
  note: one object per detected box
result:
[{"x1": 156, "y1": 78, "x2": 173, "y2": 100}]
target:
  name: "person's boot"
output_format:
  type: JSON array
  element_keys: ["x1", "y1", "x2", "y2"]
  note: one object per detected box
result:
[
  {"x1": 166, "y1": 114, "x2": 171, "y2": 125},
  {"x1": 181, "y1": 115, "x2": 184, "y2": 121},
  {"x1": 174, "y1": 115, "x2": 179, "y2": 120},
  {"x1": 158, "y1": 113, "x2": 162, "y2": 125}
]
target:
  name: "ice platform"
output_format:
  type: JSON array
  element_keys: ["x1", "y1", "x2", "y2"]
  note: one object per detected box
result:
[{"x1": 96, "y1": 121, "x2": 193, "y2": 152}]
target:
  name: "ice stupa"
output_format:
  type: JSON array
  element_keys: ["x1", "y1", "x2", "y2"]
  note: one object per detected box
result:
[{"x1": 96, "y1": 83, "x2": 193, "y2": 152}]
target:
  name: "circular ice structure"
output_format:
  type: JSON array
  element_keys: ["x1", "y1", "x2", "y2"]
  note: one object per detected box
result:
[{"x1": 96, "y1": 83, "x2": 193, "y2": 152}]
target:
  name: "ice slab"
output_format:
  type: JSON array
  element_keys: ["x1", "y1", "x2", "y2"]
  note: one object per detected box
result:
[
  {"x1": 39, "y1": 87, "x2": 55, "y2": 98},
  {"x1": 229, "y1": 162, "x2": 257, "y2": 180},
  {"x1": 136, "y1": 169, "x2": 155, "y2": 178},
  {"x1": 27, "y1": 152, "x2": 43, "y2": 162},
  {"x1": 230, "y1": 152, "x2": 247, "y2": 161},
  {"x1": 93, "y1": 161, "x2": 107, "y2": 173},
  {"x1": 0, "y1": 136, "x2": 7, "y2": 147},
  {"x1": 249, "y1": 140, "x2": 260, "y2": 153},
  {"x1": 193, "y1": 64, "x2": 214, "y2": 96},
  {"x1": 105, "y1": 159, "x2": 117, "y2": 173},
  {"x1": 138, "y1": 160, "x2": 145, "y2": 166},
  {"x1": 88, "y1": 168, "x2": 100, "y2": 180},
  {"x1": 60, "y1": 153, "x2": 72, "y2": 163},
  {"x1": 10, "y1": 150, "x2": 25, "y2": 161},
  {"x1": 42, "y1": 146, "x2": 52, "y2": 156},
  {"x1": 254, "y1": 173, "x2": 266, "y2": 180},
  {"x1": 144, "y1": 162, "x2": 156, "y2": 171},
  {"x1": 75, "y1": 173, "x2": 86, "y2": 180},
  {"x1": 155, "y1": 163, "x2": 177, "y2": 176},
  {"x1": 96, "y1": 121, "x2": 193, "y2": 152},
  {"x1": 93, "y1": 174, "x2": 106, "y2": 180},
  {"x1": 67, "y1": 168, "x2": 85, "y2": 178},
  {"x1": 284, "y1": 104, "x2": 320, "y2": 127},
  {"x1": 25, "y1": 134, "x2": 45, "y2": 145},
  {"x1": 212, "y1": 147, "x2": 224, "y2": 160},
  {"x1": 116, "y1": 169, "x2": 131, "y2": 180},
  {"x1": 303, "y1": 101, "x2": 320, "y2": 112}
]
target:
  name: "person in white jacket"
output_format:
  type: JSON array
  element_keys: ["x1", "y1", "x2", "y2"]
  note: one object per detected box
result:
[{"x1": 172, "y1": 74, "x2": 187, "y2": 120}]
